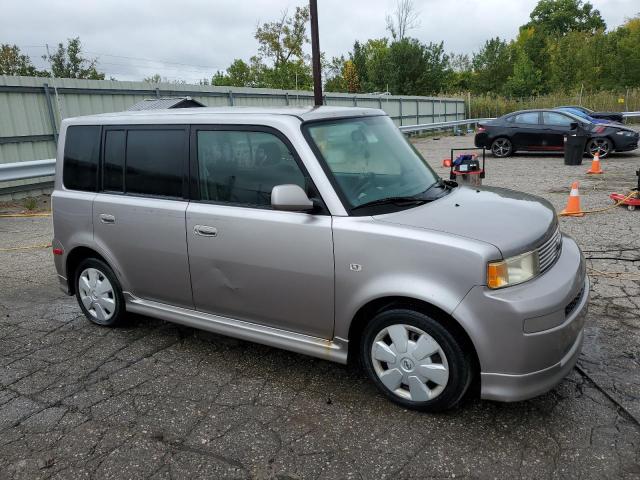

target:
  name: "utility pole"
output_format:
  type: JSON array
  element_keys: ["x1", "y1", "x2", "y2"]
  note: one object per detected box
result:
[{"x1": 309, "y1": 0, "x2": 323, "y2": 106}]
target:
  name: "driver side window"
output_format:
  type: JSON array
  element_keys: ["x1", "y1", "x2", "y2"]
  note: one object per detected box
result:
[{"x1": 197, "y1": 130, "x2": 307, "y2": 207}]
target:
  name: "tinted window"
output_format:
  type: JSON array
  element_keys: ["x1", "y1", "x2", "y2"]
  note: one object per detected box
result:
[
  {"x1": 103, "y1": 130, "x2": 125, "y2": 192},
  {"x1": 197, "y1": 130, "x2": 306, "y2": 207},
  {"x1": 543, "y1": 112, "x2": 573, "y2": 127},
  {"x1": 126, "y1": 129, "x2": 185, "y2": 198},
  {"x1": 513, "y1": 112, "x2": 539, "y2": 125},
  {"x1": 63, "y1": 125, "x2": 101, "y2": 191}
]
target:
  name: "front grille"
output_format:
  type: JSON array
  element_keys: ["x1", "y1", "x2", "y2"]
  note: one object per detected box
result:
[
  {"x1": 565, "y1": 287, "x2": 584, "y2": 317},
  {"x1": 536, "y1": 227, "x2": 562, "y2": 274}
]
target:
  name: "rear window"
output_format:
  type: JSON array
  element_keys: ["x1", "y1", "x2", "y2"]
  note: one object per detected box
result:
[
  {"x1": 63, "y1": 125, "x2": 101, "y2": 191},
  {"x1": 125, "y1": 129, "x2": 185, "y2": 198}
]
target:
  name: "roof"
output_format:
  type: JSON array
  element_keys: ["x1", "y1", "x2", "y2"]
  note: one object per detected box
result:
[
  {"x1": 68, "y1": 106, "x2": 386, "y2": 123},
  {"x1": 127, "y1": 96, "x2": 206, "y2": 111}
]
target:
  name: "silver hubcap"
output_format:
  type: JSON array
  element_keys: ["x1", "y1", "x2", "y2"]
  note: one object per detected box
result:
[
  {"x1": 78, "y1": 268, "x2": 116, "y2": 322},
  {"x1": 588, "y1": 139, "x2": 609, "y2": 157},
  {"x1": 492, "y1": 139, "x2": 511, "y2": 157},
  {"x1": 371, "y1": 324, "x2": 449, "y2": 402}
]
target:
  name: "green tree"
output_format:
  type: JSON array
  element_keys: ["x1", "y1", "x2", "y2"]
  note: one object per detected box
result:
[
  {"x1": 604, "y1": 16, "x2": 640, "y2": 89},
  {"x1": 354, "y1": 38, "x2": 390, "y2": 92},
  {"x1": 504, "y1": 49, "x2": 542, "y2": 97},
  {"x1": 471, "y1": 38, "x2": 513, "y2": 94},
  {"x1": 446, "y1": 53, "x2": 473, "y2": 92},
  {"x1": 0, "y1": 44, "x2": 46, "y2": 76},
  {"x1": 420, "y1": 41, "x2": 451, "y2": 94},
  {"x1": 526, "y1": 0, "x2": 606, "y2": 35},
  {"x1": 212, "y1": 59, "x2": 257, "y2": 87},
  {"x1": 214, "y1": 5, "x2": 312, "y2": 89},
  {"x1": 143, "y1": 73, "x2": 163, "y2": 83},
  {"x1": 255, "y1": 6, "x2": 309, "y2": 68},
  {"x1": 323, "y1": 55, "x2": 347, "y2": 92},
  {"x1": 44, "y1": 37, "x2": 104, "y2": 80}
]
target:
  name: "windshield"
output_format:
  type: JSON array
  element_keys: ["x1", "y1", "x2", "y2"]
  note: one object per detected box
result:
[
  {"x1": 304, "y1": 116, "x2": 439, "y2": 210},
  {"x1": 560, "y1": 109, "x2": 593, "y2": 125}
]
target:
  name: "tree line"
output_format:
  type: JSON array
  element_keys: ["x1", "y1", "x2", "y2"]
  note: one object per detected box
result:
[
  {"x1": 0, "y1": 38, "x2": 104, "y2": 80},
  {"x1": 1, "y1": 0, "x2": 639, "y2": 100}
]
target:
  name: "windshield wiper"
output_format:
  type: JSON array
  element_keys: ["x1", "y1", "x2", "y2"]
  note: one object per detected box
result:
[
  {"x1": 351, "y1": 195, "x2": 428, "y2": 211},
  {"x1": 417, "y1": 177, "x2": 457, "y2": 199}
]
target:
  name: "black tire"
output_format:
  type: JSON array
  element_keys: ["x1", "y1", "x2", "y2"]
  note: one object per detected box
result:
[
  {"x1": 74, "y1": 258, "x2": 126, "y2": 327},
  {"x1": 360, "y1": 309, "x2": 472, "y2": 412},
  {"x1": 490, "y1": 137, "x2": 513, "y2": 157},
  {"x1": 585, "y1": 137, "x2": 612, "y2": 158}
]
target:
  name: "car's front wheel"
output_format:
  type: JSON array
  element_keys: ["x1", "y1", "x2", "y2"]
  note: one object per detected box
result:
[
  {"x1": 75, "y1": 258, "x2": 126, "y2": 327},
  {"x1": 491, "y1": 137, "x2": 513, "y2": 157},
  {"x1": 360, "y1": 309, "x2": 472, "y2": 412},
  {"x1": 586, "y1": 137, "x2": 612, "y2": 158}
]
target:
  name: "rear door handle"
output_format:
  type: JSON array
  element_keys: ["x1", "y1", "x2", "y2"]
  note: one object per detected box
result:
[
  {"x1": 99, "y1": 214, "x2": 115, "y2": 224},
  {"x1": 194, "y1": 225, "x2": 218, "y2": 237}
]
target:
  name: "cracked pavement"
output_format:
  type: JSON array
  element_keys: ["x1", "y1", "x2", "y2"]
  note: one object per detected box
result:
[{"x1": 1, "y1": 132, "x2": 640, "y2": 479}]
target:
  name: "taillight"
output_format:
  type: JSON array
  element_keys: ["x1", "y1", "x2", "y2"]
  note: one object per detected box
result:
[
  {"x1": 477, "y1": 125, "x2": 486, "y2": 133},
  {"x1": 52, "y1": 247, "x2": 63, "y2": 256}
]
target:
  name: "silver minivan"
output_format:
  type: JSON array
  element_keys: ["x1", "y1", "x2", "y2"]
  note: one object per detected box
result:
[{"x1": 52, "y1": 106, "x2": 588, "y2": 411}]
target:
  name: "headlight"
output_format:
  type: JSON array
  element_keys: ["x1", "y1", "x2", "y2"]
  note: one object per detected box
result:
[
  {"x1": 487, "y1": 250, "x2": 540, "y2": 289},
  {"x1": 615, "y1": 131, "x2": 635, "y2": 137}
]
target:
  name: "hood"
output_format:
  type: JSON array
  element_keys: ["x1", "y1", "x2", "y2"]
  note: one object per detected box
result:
[
  {"x1": 609, "y1": 124, "x2": 638, "y2": 134},
  {"x1": 374, "y1": 186, "x2": 557, "y2": 257}
]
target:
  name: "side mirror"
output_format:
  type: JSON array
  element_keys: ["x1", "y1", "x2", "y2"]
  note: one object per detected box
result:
[
  {"x1": 569, "y1": 122, "x2": 579, "y2": 130},
  {"x1": 271, "y1": 184, "x2": 314, "y2": 212}
]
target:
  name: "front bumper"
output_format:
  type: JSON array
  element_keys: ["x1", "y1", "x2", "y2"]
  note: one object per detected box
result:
[
  {"x1": 612, "y1": 133, "x2": 639, "y2": 152},
  {"x1": 453, "y1": 235, "x2": 589, "y2": 402}
]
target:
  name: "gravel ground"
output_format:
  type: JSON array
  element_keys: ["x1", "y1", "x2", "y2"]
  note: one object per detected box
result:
[{"x1": 0, "y1": 132, "x2": 639, "y2": 479}]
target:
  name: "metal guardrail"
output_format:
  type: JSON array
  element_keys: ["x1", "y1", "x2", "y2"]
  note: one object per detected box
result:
[
  {"x1": 399, "y1": 118, "x2": 494, "y2": 133},
  {"x1": 2, "y1": 112, "x2": 638, "y2": 184},
  {"x1": 0, "y1": 159, "x2": 56, "y2": 182}
]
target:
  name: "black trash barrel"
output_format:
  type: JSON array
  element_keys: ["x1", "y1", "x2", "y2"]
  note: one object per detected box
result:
[{"x1": 564, "y1": 133, "x2": 587, "y2": 165}]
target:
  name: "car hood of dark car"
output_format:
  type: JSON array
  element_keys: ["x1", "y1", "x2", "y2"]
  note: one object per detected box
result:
[
  {"x1": 604, "y1": 124, "x2": 637, "y2": 134},
  {"x1": 374, "y1": 186, "x2": 557, "y2": 258}
]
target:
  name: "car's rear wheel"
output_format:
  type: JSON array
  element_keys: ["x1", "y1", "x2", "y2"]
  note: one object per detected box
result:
[
  {"x1": 75, "y1": 258, "x2": 126, "y2": 327},
  {"x1": 491, "y1": 137, "x2": 513, "y2": 157},
  {"x1": 360, "y1": 309, "x2": 472, "y2": 412},
  {"x1": 586, "y1": 137, "x2": 612, "y2": 158}
]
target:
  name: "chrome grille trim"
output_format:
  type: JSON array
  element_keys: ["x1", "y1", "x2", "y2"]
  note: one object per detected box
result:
[{"x1": 536, "y1": 228, "x2": 562, "y2": 274}]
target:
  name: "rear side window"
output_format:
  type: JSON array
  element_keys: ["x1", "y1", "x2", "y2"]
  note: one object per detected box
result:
[
  {"x1": 63, "y1": 126, "x2": 101, "y2": 191},
  {"x1": 125, "y1": 130, "x2": 185, "y2": 198},
  {"x1": 543, "y1": 112, "x2": 573, "y2": 127}
]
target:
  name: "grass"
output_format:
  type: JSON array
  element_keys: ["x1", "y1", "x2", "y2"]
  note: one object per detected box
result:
[
  {"x1": 22, "y1": 197, "x2": 38, "y2": 211},
  {"x1": 464, "y1": 89, "x2": 640, "y2": 120}
]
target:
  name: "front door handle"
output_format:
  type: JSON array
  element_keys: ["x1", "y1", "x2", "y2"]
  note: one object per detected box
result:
[
  {"x1": 194, "y1": 225, "x2": 218, "y2": 237},
  {"x1": 99, "y1": 214, "x2": 115, "y2": 224}
]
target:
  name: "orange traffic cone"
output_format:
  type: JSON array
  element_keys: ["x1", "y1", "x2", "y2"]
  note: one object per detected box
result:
[
  {"x1": 586, "y1": 152, "x2": 603, "y2": 174},
  {"x1": 560, "y1": 181, "x2": 585, "y2": 217},
  {"x1": 442, "y1": 158, "x2": 452, "y2": 167}
]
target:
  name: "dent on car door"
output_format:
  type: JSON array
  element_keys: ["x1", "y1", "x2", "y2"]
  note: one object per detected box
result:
[
  {"x1": 185, "y1": 127, "x2": 335, "y2": 339},
  {"x1": 93, "y1": 126, "x2": 193, "y2": 308}
]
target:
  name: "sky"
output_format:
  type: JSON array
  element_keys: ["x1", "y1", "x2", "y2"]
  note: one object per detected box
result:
[{"x1": 2, "y1": 0, "x2": 638, "y2": 83}]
